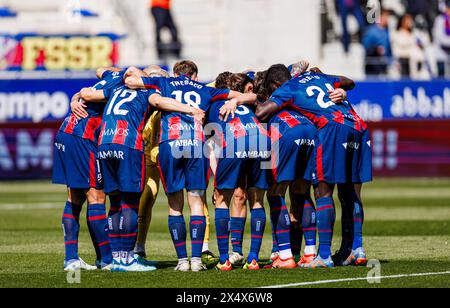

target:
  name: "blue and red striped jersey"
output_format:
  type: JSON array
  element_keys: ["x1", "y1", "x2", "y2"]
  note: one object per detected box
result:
[
  {"x1": 268, "y1": 110, "x2": 315, "y2": 143},
  {"x1": 98, "y1": 85, "x2": 154, "y2": 151},
  {"x1": 141, "y1": 76, "x2": 230, "y2": 143},
  {"x1": 207, "y1": 100, "x2": 268, "y2": 148},
  {"x1": 269, "y1": 72, "x2": 367, "y2": 132},
  {"x1": 59, "y1": 70, "x2": 125, "y2": 142}
]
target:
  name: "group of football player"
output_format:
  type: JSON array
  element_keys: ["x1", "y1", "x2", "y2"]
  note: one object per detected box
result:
[{"x1": 53, "y1": 59, "x2": 372, "y2": 273}]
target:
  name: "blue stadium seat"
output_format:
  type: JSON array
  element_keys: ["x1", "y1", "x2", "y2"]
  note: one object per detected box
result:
[{"x1": 0, "y1": 7, "x2": 17, "y2": 17}]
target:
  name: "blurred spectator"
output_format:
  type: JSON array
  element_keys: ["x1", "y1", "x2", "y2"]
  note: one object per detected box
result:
[
  {"x1": 405, "y1": 0, "x2": 439, "y2": 37},
  {"x1": 150, "y1": 0, "x2": 182, "y2": 59},
  {"x1": 336, "y1": 0, "x2": 366, "y2": 53},
  {"x1": 391, "y1": 14, "x2": 426, "y2": 78},
  {"x1": 363, "y1": 9, "x2": 392, "y2": 77},
  {"x1": 433, "y1": 0, "x2": 450, "y2": 78}
]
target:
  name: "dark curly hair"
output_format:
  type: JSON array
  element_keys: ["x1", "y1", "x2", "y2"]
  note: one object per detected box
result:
[
  {"x1": 264, "y1": 64, "x2": 291, "y2": 96},
  {"x1": 215, "y1": 71, "x2": 233, "y2": 89}
]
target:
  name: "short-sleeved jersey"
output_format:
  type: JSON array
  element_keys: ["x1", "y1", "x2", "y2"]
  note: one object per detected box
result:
[
  {"x1": 59, "y1": 70, "x2": 124, "y2": 142},
  {"x1": 98, "y1": 85, "x2": 153, "y2": 151},
  {"x1": 141, "y1": 76, "x2": 230, "y2": 144},
  {"x1": 268, "y1": 110, "x2": 315, "y2": 143},
  {"x1": 269, "y1": 72, "x2": 367, "y2": 132},
  {"x1": 207, "y1": 100, "x2": 268, "y2": 148}
]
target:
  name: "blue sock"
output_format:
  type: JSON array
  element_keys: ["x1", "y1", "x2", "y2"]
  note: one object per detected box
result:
[
  {"x1": 190, "y1": 216, "x2": 206, "y2": 258},
  {"x1": 120, "y1": 193, "x2": 140, "y2": 254},
  {"x1": 269, "y1": 196, "x2": 291, "y2": 257},
  {"x1": 268, "y1": 196, "x2": 280, "y2": 253},
  {"x1": 352, "y1": 194, "x2": 364, "y2": 250},
  {"x1": 168, "y1": 215, "x2": 188, "y2": 260},
  {"x1": 88, "y1": 203, "x2": 112, "y2": 265},
  {"x1": 316, "y1": 197, "x2": 335, "y2": 259},
  {"x1": 248, "y1": 208, "x2": 266, "y2": 263},
  {"x1": 215, "y1": 209, "x2": 230, "y2": 264},
  {"x1": 108, "y1": 196, "x2": 122, "y2": 260},
  {"x1": 86, "y1": 217, "x2": 102, "y2": 263},
  {"x1": 230, "y1": 217, "x2": 245, "y2": 255},
  {"x1": 62, "y1": 201, "x2": 82, "y2": 261},
  {"x1": 302, "y1": 200, "x2": 317, "y2": 247}
]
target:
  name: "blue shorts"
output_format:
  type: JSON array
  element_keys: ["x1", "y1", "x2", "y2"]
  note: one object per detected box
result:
[
  {"x1": 52, "y1": 132, "x2": 102, "y2": 190},
  {"x1": 158, "y1": 140, "x2": 209, "y2": 194},
  {"x1": 98, "y1": 144, "x2": 145, "y2": 194},
  {"x1": 306, "y1": 123, "x2": 373, "y2": 184},
  {"x1": 215, "y1": 134, "x2": 270, "y2": 190},
  {"x1": 271, "y1": 124, "x2": 316, "y2": 184}
]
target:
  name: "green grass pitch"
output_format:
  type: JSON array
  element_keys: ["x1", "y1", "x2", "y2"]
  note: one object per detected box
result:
[{"x1": 0, "y1": 179, "x2": 449, "y2": 288}]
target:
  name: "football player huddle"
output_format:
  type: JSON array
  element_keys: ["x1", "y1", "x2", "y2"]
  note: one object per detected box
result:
[{"x1": 53, "y1": 59, "x2": 372, "y2": 273}]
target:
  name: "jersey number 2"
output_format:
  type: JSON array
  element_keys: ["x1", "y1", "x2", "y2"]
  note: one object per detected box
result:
[{"x1": 306, "y1": 83, "x2": 335, "y2": 109}]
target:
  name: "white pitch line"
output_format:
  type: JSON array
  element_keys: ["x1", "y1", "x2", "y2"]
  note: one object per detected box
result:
[{"x1": 260, "y1": 271, "x2": 450, "y2": 288}]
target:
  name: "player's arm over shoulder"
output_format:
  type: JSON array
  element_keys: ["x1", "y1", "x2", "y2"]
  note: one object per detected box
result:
[
  {"x1": 124, "y1": 66, "x2": 149, "y2": 89},
  {"x1": 96, "y1": 67, "x2": 123, "y2": 79},
  {"x1": 310, "y1": 67, "x2": 355, "y2": 91},
  {"x1": 79, "y1": 87, "x2": 107, "y2": 102},
  {"x1": 255, "y1": 100, "x2": 282, "y2": 122}
]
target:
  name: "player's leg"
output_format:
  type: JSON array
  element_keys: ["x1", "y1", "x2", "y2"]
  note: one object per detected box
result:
[
  {"x1": 290, "y1": 180, "x2": 317, "y2": 266},
  {"x1": 267, "y1": 182, "x2": 297, "y2": 269},
  {"x1": 201, "y1": 140, "x2": 218, "y2": 262},
  {"x1": 332, "y1": 187, "x2": 354, "y2": 266},
  {"x1": 214, "y1": 189, "x2": 234, "y2": 271},
  {"x1": 187, "y1": 190, "x2": 207, "y2": 272},
  {"x1": 229, "y1": 186, "x2": 247, "y2": 266},
  {"x1": 244, "y1": 188, "x2": 266, "y2": 270},
  {"x1": 119, "y1": 192, "x2": 142, "y2": 267},
  {"x1": 167, "y1": 191, "x2": 190, "y2": 271},
  {"x1": 55, "y1": 133, "x2": 97, "y2": 271},
  {"x1": 159, "y1": 141, "x2": 189, "y2": 271},
  {"x1": 135, "y1": 162, "x2": 160, "y2": 259},
  {"x1": 339, "y1": 184, "x2": 367, "y2": 266},
  {"x1": 107, "y1": 193, "x2": 122, "y2": 270},
  {"x1": 62, "y1": 188, "x2": 86, "y2": 270},
  {"x1": 86, "y1": 188, "x2": 112, "y2": 269},
  {"x1": 113, "y1": 145, "x2": 155, "y2": 272},
  {"x1": 215, "y1": 157, "x2": 246, "y2": 268},
  {"x1": 288, "y1": 185, "x2": 304, "y2": 260},
  {"x1": 303, "y1": 181, "x2": 336, "y2": 268}
]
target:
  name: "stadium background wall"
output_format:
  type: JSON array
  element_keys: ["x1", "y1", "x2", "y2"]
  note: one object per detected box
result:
[{"x1": 0, "y1": 79, "x2": 449, "y2": 179}]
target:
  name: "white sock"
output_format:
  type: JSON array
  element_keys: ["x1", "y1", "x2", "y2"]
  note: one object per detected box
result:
[
  {"x1": 304, "y1": 245, "x2": 316, "y2": 256},
  {"x1": 202, "y1": 242, "x2": 209, "y2": 253},
  {"x1": 279, "y1": 249, "x2": 293, "y2": 260}
]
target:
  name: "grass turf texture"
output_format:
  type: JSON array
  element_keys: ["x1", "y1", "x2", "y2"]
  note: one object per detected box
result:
[{"x1": 0, "y1": 179, "x2": 449, "y2": 288}]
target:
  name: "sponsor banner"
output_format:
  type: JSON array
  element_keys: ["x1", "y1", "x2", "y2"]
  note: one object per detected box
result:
[
  {"x1": 0, "y1": 122, "x2": 59, "y2": 179},
  {"x1": 0, "y1": 33, "x2": 121, "y2": 71},
  {"x1": 0, "y1": 78, "x2": 97, "y2": 123},
  {"x1": 349, "y1": 80, "x2": 450, "y2": 122},
  {"x1": 368, "y1": 120, "x2": 450, "y2": 177}
]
